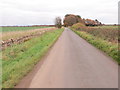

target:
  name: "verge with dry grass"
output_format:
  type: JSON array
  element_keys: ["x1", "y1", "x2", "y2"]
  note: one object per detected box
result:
[{"x1": 71, "y1": 26, "x2": 119, "y2": 64}]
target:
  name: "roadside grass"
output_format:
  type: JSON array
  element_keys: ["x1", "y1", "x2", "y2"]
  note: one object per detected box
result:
[
  {"x1": 2, "y1": 28, "x2": 64, "y2": 88},
  {"x1": 2, "y1": 27, "x2": 56, "y2": 40},
  {"x1": 72, "y1": 30, "x2": 119, "y2": 64}
]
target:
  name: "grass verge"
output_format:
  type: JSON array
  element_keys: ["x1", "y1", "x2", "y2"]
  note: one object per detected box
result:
[
  {"x1": 2, "y1": 28, "x2": 64, "y2": 88},
  {"x1": 72, "y1": 29, "x2": 119, "y2": 64}
]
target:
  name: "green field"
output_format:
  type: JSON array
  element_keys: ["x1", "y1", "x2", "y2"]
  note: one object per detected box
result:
[
  {"x1": 1, "y1": 26, "x2": 50, "y2": 32},
  {"x1": 2, "y1": 28, "x2": 64, "y2": 88}
]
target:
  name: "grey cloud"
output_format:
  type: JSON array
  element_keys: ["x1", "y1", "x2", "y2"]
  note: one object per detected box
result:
[{"x1": 0, "y1": 0, "x2": 118, "y2": 26}]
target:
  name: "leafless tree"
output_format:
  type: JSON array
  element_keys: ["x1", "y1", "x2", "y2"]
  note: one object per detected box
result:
[{"x1": 55, "y1": 17, "x2": 62, "y2": 28}]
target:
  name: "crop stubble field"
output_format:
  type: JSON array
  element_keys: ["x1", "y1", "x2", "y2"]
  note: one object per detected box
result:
[{"x1": 1, "y1": 26, "x2": 53, "y2": 40}]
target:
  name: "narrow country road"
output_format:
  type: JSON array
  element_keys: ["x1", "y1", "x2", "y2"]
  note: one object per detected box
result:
[{"x1": 16, "y1": 28, "x2": 118, "y2": 88}]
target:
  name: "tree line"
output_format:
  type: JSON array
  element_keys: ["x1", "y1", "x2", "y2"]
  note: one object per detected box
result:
[{"x1": 55, "y1": 14, "x2": 102, "y2": 28}]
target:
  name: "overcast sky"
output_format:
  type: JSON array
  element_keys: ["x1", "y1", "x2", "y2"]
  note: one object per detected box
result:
[{"x1": 0, "y1": 0, "x2": 119, "y2": 26}]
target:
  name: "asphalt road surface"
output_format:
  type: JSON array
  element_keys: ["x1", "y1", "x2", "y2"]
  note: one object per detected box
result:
[{"x1": 16, "y1": 28, "x2": 118, "y2": 88}]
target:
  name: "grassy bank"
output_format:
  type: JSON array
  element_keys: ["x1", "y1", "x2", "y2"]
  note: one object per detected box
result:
[
  {"x1": 72, "y1": 29, "x2": 119, "y2": 64},
  {"x1": 2, "y1": 28, "x2": 64, "y2": 88}
]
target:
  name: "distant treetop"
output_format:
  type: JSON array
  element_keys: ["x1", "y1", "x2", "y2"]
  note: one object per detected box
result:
[{"x1": 63, "y1": 14, "x2": 102, "y2": 27}]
